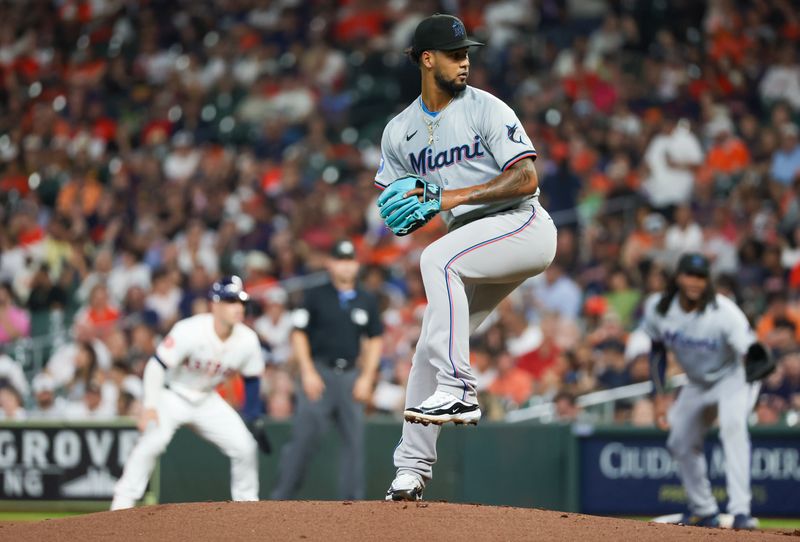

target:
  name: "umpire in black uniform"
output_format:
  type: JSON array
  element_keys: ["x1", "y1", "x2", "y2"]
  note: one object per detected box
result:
[{"x1": 270, "y1": 239, "x2": 383, "y2": 500}]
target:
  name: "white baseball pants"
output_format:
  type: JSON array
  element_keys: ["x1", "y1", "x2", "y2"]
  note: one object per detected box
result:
[{"x1": 111, "y1": 389, "x2": 258, "y2": 509}]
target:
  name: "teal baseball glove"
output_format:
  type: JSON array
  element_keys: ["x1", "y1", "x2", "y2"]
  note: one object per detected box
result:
[{"x1": 377, "y1": 176, "x2": 442, "y2": 236}]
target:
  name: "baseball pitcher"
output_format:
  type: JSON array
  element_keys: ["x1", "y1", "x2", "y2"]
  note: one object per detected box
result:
[
  {"x1": 376, "y1": 14, "x2": 557, "y2": 501},
  {"x1": 111, "y1": 276, "x2": 269, "y2": 510}
]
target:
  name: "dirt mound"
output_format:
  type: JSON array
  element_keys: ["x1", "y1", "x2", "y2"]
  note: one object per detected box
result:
[{"x1": 0, "y1": 501, "x2": 791, "y2": 541}]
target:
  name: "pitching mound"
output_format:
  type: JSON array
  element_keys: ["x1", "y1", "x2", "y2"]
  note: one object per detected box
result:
[{"x1": 0, "y1": 501, "x2": 792, "y2": 541}]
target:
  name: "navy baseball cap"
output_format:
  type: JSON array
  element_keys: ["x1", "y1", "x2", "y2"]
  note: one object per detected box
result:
[
  {"x1": 677, "y1": 253, "x2": 710, "y2": 277},
  {"x1": 411, "y1": 14, "x2": 484, "y2": 54},
  {"x1": 331, "y1": 240, "x2": 356, "y2": 260},
  {"x1": 209, "y1": 275, "x2": 250, "y2": 303}
]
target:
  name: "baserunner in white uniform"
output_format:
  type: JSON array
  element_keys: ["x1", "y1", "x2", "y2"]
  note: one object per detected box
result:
[
  {"x1": 111, "y1": 276, "x2": 265, "y2": 510},
  {"x1": 640, "y1": 253, "x2": 762, "y2": 530},
  {"x1": 376, "y1": 14, "x2": 557, "y2": 501}
]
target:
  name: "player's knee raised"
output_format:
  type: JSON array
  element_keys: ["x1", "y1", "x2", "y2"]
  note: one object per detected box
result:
[{"x1": 419, "y1": 244, "x2": 447, "y2": 276}]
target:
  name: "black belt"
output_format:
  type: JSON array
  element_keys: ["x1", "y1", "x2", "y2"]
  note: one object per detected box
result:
[{"x1": 315, "y1": 357, "x2": 356, "y2": 371}]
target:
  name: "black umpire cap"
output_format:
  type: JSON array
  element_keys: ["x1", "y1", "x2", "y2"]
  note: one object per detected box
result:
[
  {"x1": 411, "y1": 14, "x2": 484, "y2": 54},
  {"x1": 676, "y1": 253, "x2": 711, "y2": 278},
  {"x1": 331, "y1": 239, "x2": 356, "y2": 260}
]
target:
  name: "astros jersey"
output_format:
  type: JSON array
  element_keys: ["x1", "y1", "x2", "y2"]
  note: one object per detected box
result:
[
  {"x1": 154, "y1": 313, "x2": 264, "y2": 403},
  {"x1": 639, "y1": 293, "x2": 755, "y2": 386},
  {"x1": 375, "y1": 85, "x2": 537, "y2": 228}
]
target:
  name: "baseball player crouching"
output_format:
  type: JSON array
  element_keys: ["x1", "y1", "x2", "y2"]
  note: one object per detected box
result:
[
  {"x1": 111, "y1": 276, "x2": 269, "y2": 510},
  {"x1": 641, "y1": 253, "x2": 774, "y2": 530}
]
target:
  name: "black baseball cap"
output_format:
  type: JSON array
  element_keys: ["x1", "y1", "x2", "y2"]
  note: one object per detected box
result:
[
  {"x1": 208, "y1": 275, "x2": 250, "y2": 303},
  {"x1": 411, "y1": 14, "x2": 484, "y2": 54},
  {"x1": 677, "y1": 253, "x2": 710, "y2": 277},
  {"x1": 331, "y1": 240, "x2": 356, "y2": 260}
]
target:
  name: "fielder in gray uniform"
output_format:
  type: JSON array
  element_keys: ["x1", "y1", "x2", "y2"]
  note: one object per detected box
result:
[
  {"x1": 641, "y1": 253, "x2": 761, "y2": 530},
  {"x1": 375, "y1": 14, "x2": 557, "y2": 501}
]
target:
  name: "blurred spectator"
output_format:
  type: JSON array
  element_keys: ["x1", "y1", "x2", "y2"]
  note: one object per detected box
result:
[
  {"x1": 26, "y1": 264, "x2": 69, "y2": 311},
  {"x1": 253, "y1": 287, "x2": 292, "y2": 365},
  {"x1": 630, "y1": 397, "x2": 654, "y2": 427},
  {"x1": 108, "y1": 246, "x2": 152, "y2": 304},
  {"x1": 64, "y1": 378, "x2": 115, "y2": 421},
  {"x1": 642, "y1": 118, "x2": 704, "y2": 215},
  {"x1": 176, "y1": 220, "x2": 218, "y2": 276},
  {"x1": 178, "y1": 266, "x2": 212, "y2": 319},
  {"x1": 0, "y1": 353, "x2": 29, "y2": 400},
  {"x1": 28, "y1": 373, "x2": 66, "y2": 420},
  {"x1": 488, "y1": 350, "x2": 533, "y2": 410},
  {"x1": 73, "y1": 283, "x2": 121, "y2": 341},
  {"x1": 145, "y1": 269, "x2": 181, "y2": 332},
  {"x1": 595, "y1": 340, "x2": 631, "y2": 389},
  {"x1": 759, "y1": 44, "x2": 800, "y2": 111},
  {"x1": 553, "y1": 391, "x2": 580, "y2": 422},
  {"x1": 120, "y1": 285, "x2": 160, "y2": 331},
  {"x1": 0, "y1": 282, "x2": 30, "y2": 344},
  {"x1": 372, "y1": 356, "x2": 411, "y2": 416},
  {"x1": 470, "y1": 341, "x2": 498, "y2": 394},
  {"x1": 665, "y1": 205, "x2": 703, "y2": 263},
  {"x1": 621, "y1": 211, "x2": 669, "y2": 270},
  {"x1": 46, "y1": 331, "x2": 110, "y2": 386},
  {"x1": 603, "y1": 268, "x2": 641, "y2": 329},
  {"x1": 528, "y1": 262, "x2": 582, "y2": 320},
  {"x1": 540, "y1": 142, "x2": 582, "y2": 227},
  {"x1": 770, "y1": 123, "x2": 800, "y2": 187},
  {"x1": 516, "y1": 313, "x2": 561, "y2": 380},
  {"x1": 0, "y1": 384, "x2": 26, "y2": 420},
  {"x1": 702, "y1": 115, "x2": 751, "y2": 184}
]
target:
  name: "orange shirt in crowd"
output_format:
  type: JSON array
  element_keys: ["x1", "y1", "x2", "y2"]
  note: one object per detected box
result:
[
  {"x1": 57, "y1": 177, "x2": 104, "y2": 216},
  {"x1": 756, "y1": 309, "x2": 800, "y2": 343},
  {"x1": 84, "y1": 305, "x2": 120, "y2": 328},
  {"x1": 489, "y1": 368, "x2": 533, "y2": 407},
  {"x1": 705, "y1": 138, "x2": 750, "y2": 174}
]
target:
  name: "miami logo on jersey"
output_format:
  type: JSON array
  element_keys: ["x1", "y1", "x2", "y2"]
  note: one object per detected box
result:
[
  {"x1": 506, "y1": 123, "x2": 525, "y2": 144},
  {"x1": 662, "y1": 330, "x2": 720, "y2": 352},
  {"x1": 409, "y1": 135, "x2": 485, "y2": 176}
]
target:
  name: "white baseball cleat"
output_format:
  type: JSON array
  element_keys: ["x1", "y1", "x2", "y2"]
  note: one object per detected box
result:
[
  {"x1": 404, "y1": 390, "x2": 481, "y2": 426},
  {"x1": 385, "y1": 473, "x2": 424, "y2": 501},
  {"x1": 110, "y1": 495, "x2": 136, "y2": 511}
]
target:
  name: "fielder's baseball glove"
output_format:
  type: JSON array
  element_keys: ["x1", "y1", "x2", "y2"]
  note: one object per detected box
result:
[
  {"x1": 744, "y1": 342, "x2": 776, "y2": 383},
  {"x1": 377, "y1": 175, "x2": 441, "y2": 236},
  {"x1": 246, "y1": 417, "x2": 273, "y2": 455}
]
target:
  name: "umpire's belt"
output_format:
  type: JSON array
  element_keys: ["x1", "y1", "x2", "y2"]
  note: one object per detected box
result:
[{"x1": 315, "y1": 357, "x2": 356, "y2": 371}]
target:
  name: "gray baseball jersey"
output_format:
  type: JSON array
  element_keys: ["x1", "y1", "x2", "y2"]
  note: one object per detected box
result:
[
  {"x1": 377, "y1": 86, "x2": 557, "y2": 485},
  {"x1": 375, "y1": 85, "x2": 538, "y2": 228},
  {"x1": 640, "y1": 293, "x2": 755, "y2": 386},
  {"x1": 640, "y1": 292, "x2": 759, "y2": 517}
]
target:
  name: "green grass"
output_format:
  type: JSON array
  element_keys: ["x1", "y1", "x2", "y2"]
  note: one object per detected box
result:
[
  {"x1": 627, "y1": 516, "x2": 800, "y2": 530},
  {"x1": 0, "y1": 511, "x2": 81, "y2": 522},
  {"x1": 757, "y1": 519, "x2": 800, "y2": 530}
]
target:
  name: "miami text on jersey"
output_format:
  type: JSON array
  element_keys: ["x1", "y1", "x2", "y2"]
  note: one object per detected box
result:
[
  {"x1": 409, "y1": 135, "x2": 484, "y2": 176},
  {"x1": 662, "y1": 329, "x2": 720, "y2": 352}
]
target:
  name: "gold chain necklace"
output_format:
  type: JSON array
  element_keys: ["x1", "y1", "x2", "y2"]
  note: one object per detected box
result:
[{"x1": 421, "y1": 96, "x2": 454, "y2": 145}]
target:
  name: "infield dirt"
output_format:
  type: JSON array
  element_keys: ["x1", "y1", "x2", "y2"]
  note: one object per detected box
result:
[{"x1": 1, "y1": 501, "x2": 795, "y2": 541}]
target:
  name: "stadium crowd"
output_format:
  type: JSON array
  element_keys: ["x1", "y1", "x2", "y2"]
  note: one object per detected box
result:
[{"x1": 1, "y1": 0, "x2": 800, "y2": 427}]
